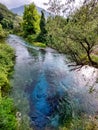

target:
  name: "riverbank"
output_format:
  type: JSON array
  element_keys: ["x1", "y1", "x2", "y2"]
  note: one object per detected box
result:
[
  {"x1": 0, "y1": 40, "x2": 17, "y2": 130},
  {"x1": 16, "y1": 33, "x2": 98, "y2": 68},
  {"x1": 25, "y1": 37, "x2": 46, "y2": 48}
]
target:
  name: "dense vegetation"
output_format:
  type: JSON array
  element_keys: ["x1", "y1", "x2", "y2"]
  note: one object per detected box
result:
[
  {"x1": 0, "y1": 3, "x2": 22, "y2": 33},
  {"x1": 37, "y1": 10, "x2": 47, "y2": 43},
  {"x1": 45, "y1": 0, "x2": 98, "y2": 66},
  {"x1": 22, "y1": 3, "x2": 47, "y2": 47},
  {"x1": 23, "y1": 3, "x2": 40, "y2": 36},
  {"x1": 0, "y1": 3, "x2": 15, "y2": 29},
  {"x1": 0, "y1": 24, "x2": 17, "y2": 129}
]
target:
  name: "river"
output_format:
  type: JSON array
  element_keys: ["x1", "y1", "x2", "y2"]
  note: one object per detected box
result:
[{"x1": 7, "y1": 35, "x2": 98, "y2": 130}]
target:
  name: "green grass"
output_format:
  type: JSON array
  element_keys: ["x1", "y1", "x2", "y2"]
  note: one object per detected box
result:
[
  {"x1": 33, "y1": 42, "x2": 46, "y2": 48},
  {"x1": 26, "y1": 34, "x2": 46, "y2": 48},
  {"x1": 24, "y1": 34, "x2": 47, "y2": 48}
]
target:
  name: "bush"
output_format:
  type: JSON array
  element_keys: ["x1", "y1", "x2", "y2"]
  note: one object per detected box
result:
[
  {"x1": 33, "y1": 42, "x2": 46, "y2": 48},
  {"x1": 0, "y1": 27, "x2": 17, "y2": 130},
  {"x1": 0, "y1": 72, "x2": 10, "y2": 95},
  {"x1": 27, "y1": 34, "x2": 38, "y2": 42},
  {"x1": 26, "y1": 35, "x2": 46, "y2": 48},
  {"x1": 0, "y1": 43, "x2": 15, "y2": 74},
  {"x1": 0, "y1": 98, "x2": 17, "y2": 130},
  {"x1": 0, "y1": 24, "x2": 6, "y2": 38},
  {"x1": 91, "y1": 54, "x2": 98, "y2": 64},
  {"x1": 59, "y1": 115, "x2": 98, "y2": 130}
]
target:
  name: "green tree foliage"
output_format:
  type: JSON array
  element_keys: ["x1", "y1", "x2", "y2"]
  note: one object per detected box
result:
[
  {"x1": 0, "y1": 42, "x2": 17, "y2": 130},
  {"x1": 1, "y1": 18, "x2": 13, "y2": 29},
  {"x1": 0, "y1": 3, "x2": 16, "y2": 30},
  {"x1": 46, "y1": 0, "x2": 98, "y2": 66},
  {"x1": 0, "y1": 3, "x2": 15, "y2": 20},
  {"x1": 0, "y1": 12, "x2": 4, "y2": 22},
  {"x1": 0, "y1": 26, "x2": 17, "y2": 130},
  {"x1": 37, "y1": 10, "x2": 47, "y2": 43},
  {"x1": 0, "y1": 41, "x2": 15, "y2": 95},
  {"x1": 64, "y1": 0, "x2": 98, "y2": 65},
  {"x1": 0, "y1": 3, "x2": 23, "y2": 33},
  {"x1": 40, "y1": 11, "x2": 46, "y2": 33},
  {"x1": 13, "y1": 16, "x2": 23, "y2": 34},
  {"x1": 46, "y1": 16, "x2": 67, "y2": 52},
  {"x1": 0, "y1": 98, "x2": 17, "y2": 130},
  {"x1": 23, "y1": 3, "x2": 40, "y2": 36},
  {"x1": 0, "y1": 24, "x2": 6, "y2": 38}
]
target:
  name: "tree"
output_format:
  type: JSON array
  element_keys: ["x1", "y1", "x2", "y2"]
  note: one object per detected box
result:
[
  {"x1": 0, "y1": 3, "x2": 15, "y2": 30},
  {"x1": 44, "y1": 0, "x2": 64, "y2": 15},
  {"x1": 37, "y1": 10, "x2": 47, "y2": 43},
  {"x1": 23, "y1": 3, "x2": 40, "y2": 37},
  {"x1": 40, "y1": 11, "x2": 47, "y2": 35},
  {"x1": 64, "y1": 0, "x2": 98, "y2": 65},
  {"x1": 45, "y1": 0, "x2": 98, "y2": 66},
  {"x1": 1, "y1": 18, "x2": 13, "y2": 29},
  {"x1": 13, "y1": 16, "x2": 23, "y2": 34},
  {"x1": 46, "y1": 16, "x2": 67, "y2": 51},
  {"x1": 45, "y1": 0, "x2": 75, "y2": 16}
]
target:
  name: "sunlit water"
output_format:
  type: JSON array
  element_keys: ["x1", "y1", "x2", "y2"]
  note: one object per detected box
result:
[{"x1": 7, "y1": 35, "x2": 98, "y2": 130}]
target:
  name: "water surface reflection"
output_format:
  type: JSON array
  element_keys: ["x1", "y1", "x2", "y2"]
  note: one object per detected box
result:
[{"x1": 7, "y1": 35, "x2": 98, "y2": 130}]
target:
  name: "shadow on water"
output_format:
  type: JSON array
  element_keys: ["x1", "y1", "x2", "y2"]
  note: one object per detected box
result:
[{"x1": 7, "y1": 35, "x2": 98, "y2": 130}]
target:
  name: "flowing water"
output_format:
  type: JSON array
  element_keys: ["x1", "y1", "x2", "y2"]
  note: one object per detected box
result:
[{"x1": 7, "y1": 35, "x2": 98, "y2": 130}]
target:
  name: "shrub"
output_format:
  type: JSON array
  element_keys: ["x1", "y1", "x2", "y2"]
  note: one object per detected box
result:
[
  {"x1": 0, "y1": 98, "x2": 17, "y2": 130},
  {"x1": 0, "y1": 24, "x2": 6, "y2": 38},
  {"x1": 0, "y1": 27, "x2": 17, "y2": 130}
]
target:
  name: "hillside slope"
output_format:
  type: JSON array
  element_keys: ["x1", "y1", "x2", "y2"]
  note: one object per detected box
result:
[
  {"x1": 0, "y1": 3, "x2": 15, "y2": 21},
  {"x1": 0, "y1": 3, "x2": 16, "y2": 29}
]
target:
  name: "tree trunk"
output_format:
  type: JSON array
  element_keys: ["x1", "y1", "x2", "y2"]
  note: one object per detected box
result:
[{"x1": 87, "y1": 50, "x2": 97, "y2": 65}]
